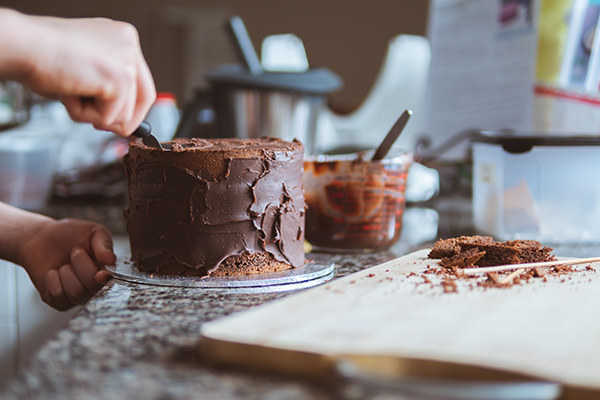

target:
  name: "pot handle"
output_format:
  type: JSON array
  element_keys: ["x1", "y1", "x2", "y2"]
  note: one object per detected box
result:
[{"x1": 173, "y1": 88, "x2": 217, "y2": 139}]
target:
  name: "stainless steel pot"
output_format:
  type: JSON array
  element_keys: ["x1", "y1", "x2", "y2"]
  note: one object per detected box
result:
[{"x1": 174, "y1": 64, "x2": 342, "y2": 155}]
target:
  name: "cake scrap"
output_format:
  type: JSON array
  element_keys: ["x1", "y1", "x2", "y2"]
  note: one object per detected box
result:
[{"x1": 413, "y1": 236, "x2": 594, "y2": 293}]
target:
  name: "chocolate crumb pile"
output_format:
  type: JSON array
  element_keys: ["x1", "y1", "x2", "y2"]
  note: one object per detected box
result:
[{"x1": 418, "y1": 236, "x2": 594, "y2": 293}]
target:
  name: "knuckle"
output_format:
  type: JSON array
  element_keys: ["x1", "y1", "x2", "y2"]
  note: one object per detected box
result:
[
  {"x1": 108, "y1": 122, "x2": 127, "y2": 136},
  {"x1": 122, "y1": 65, "x2": 137, "y2": 83},
  {"x1": 71, "y1": 246, "x2": 86, "y2": 260},
  {"x1": 64, "y1": 108, "x2": 84, "y2": 123},
  {"x1": 97, "y1": 81, "x2": 118, "y2": 100},
  {"x1": 57, "y1": 218, "x2": 82, "y2": 230},
  {"x1": 147, "y1": 87, "x2": 158, "y2": 106},
  {"x1": 115, "y1": 21, "x2": 139, "y2": 45},
  {"x1": 93, "y1": 118, "x2": 115, "y2": 132}
]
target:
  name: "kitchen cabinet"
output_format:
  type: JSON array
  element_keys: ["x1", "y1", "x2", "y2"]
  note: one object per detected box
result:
[
  {"x1": 15, "y1": 267, "x2": 80, "y2": 369},
  {"x1": 0, "y1": 323, "x2": 17, "y2": 388},
  {"x1": 0, "y1": 262, "x2": 16, "y2": 389},
  {"x1": 0, "y1": 261, "x2": 79, "y2": 390}
]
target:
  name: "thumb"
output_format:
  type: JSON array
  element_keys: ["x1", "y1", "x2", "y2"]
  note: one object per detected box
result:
[{"x1": 90, "y1": 226, "x2": 116, "y2": 265}]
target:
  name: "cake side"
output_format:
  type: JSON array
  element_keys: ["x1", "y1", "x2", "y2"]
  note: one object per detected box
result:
[{"x1": 123, "y1": 137, "x2": 305, "y2": 277}]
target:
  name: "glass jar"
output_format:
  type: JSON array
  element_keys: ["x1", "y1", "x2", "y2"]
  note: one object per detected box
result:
[{"x1": 303, "y1": 150, "x2": 413, "y2": 252}]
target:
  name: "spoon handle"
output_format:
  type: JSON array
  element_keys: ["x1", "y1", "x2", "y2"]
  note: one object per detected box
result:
[
  {"x1": 372, "y1": 110, "x2": 412, "y2": 161},
  {"x1": 227, "y1": 16, "x2": 262, "y2": 75},
  {"x1": 132, "y1": 121, "x2": 164, "y2": 150}
]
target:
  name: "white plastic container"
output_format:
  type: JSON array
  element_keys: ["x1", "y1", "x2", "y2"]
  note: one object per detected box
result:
[
  {"x1": 0, "y1": 132, "x2": 60, "y2": 210},
  {"x1": 472, "y1": 133, "x2": 600, "y2": 243},
  {"x1": 144, "y1": 92, "x2": 180, "y2": 142}
]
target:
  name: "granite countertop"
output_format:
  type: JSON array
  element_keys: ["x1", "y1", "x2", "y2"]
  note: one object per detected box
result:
[
  {"x1": 3, "y1": 229, "x2": 427, "y2": 400},
  {"x1": 4, "y1": 192, "x2": 600, "y2": 400}
]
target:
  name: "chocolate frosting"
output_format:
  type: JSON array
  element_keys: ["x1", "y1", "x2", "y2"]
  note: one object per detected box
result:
[{"x1": 123, "y1": 137, "x2": 305, "y2": 276}]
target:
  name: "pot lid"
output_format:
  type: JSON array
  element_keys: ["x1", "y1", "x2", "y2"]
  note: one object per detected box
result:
[
  {"x1": 472, "y1": 131, "x2": 600, "y2": 153},
  {"x1": 205, "y1": 64, "x2": 343, "y2": 95}
]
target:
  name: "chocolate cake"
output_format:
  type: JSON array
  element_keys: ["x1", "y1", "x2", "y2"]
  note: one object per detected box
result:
[
  {"x1": 122, "y1": 137, "x2": 305, "y2": 277},
  {"x1": 428, "y1": 236, "x2": 556, "y2": 268}
]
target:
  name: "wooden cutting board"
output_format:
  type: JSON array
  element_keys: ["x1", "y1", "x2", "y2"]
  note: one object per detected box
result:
[{"x1": 199, "y1": 249, "x2": 600, "y2": 399}]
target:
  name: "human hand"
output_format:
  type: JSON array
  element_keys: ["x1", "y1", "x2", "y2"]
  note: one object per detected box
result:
[
  {"x1": 18, "y1": 218, "x2": 116, "y2": 311},
  {"x1": 0, "y1": 9, "x2": 156, "y2": 136}
]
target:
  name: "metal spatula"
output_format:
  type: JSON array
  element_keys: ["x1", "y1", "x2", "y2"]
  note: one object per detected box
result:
[{"x1": 131, "y1": 121, "x2": 163, "y2": 150}]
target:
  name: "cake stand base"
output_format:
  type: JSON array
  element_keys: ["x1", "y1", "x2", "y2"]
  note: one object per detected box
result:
[{"x1": 105, "y1": 255, "x2": 335, "y2": 293}]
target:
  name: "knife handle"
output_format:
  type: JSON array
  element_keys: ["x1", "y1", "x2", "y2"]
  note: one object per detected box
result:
[{"x1": 131, "y1": 121, "x2": 152, "y2": 138}]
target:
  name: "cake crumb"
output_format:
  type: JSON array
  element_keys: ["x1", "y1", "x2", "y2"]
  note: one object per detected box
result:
[
  {"x1": 441, "y1": 279, "x2": 458, "y2": 293},
  {"x1": 486, "y1": 272, "x2": 500, "y2": 284}
]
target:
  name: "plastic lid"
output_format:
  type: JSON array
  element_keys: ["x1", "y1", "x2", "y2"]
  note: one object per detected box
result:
[
  {"x1": 205, "y1": 64, "x2": 343, "y2": 94},
  {"x1": 155, "y1": 92, "x2": 177, "y2": 103},
  {"x1": 472, "y1": 131, "x2": 600, "y2": 153}
]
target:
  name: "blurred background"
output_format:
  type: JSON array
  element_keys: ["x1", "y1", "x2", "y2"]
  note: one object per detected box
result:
[{"x1": 0, "y1": 0, "x2": 429, "y2": 113}]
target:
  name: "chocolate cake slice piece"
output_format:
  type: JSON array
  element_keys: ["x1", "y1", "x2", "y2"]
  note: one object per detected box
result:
[
  {"x1": 428, "y1": 238, "x2": 459, "y2": 259},
  {"x1": 440, "y1": 248, "x2": 486, "y2": 269},
  {"x1": 428, "y1": 236, "x2": 494, "y2": 259},
  {"x1": 428, "y1": 236, "x2": 555, "y2": 269}
]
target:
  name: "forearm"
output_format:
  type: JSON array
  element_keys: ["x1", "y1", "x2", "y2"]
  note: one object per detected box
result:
[
  {"x1": 0, "y1": 8, "x2": 37, "y2": 81},
  {"x1": 0, "y1": 201, "x2": 53, "y2": 265}
]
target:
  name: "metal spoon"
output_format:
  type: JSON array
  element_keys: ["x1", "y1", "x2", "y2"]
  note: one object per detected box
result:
[
  {"x1": 371, "y1": 110, "x2": 412, "y2": 161},
  {"x1": 131, "y1": 121, "x2": 163, "y2": 150}
]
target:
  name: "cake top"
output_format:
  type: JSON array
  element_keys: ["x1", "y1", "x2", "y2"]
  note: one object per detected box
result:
[
  {"x1": 131, "y1": 136, "x2": 303, "y2": 153},
  {"x1": 126, "y1": 136, "x2": 304, "y2": 179}
]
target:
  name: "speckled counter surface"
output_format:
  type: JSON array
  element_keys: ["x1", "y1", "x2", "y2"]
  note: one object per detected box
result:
[
  {"x1": 4, "y1": 194, "x2": 599, "y2": 400},
  {"x1": 3, "y1": 239, "x2": 425, "y2": 400}
]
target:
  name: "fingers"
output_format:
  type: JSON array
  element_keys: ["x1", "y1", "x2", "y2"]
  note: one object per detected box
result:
[
  {"x1": 60, "y1": 66, "x2": 154, "y2": 137},
  {"x1": 128, "y1": 53, "x2": 157, "y2": 134},
  {"x1": 71, "y1": 247, "x2": 103, "y2": 294},
  {"x1": 43, "y1": 269, "x2": 73, "y2": 311},
  {"x1": 44, "y1": 262, "x2": 98, "y2": 310},
  {"x1": 42, "y1": 244, "x2": 114, "y2": 311},
  {"x1": 58, "y1": 264, "x2": 91, "y2": 306},
  {"x1": 109, "y1": 73, "x2": 137, "y2": 133},
  {"x1": 61, "y1": 95, "x2": 106, "y2": 127},
  {"x1": 90, "y1": 226, "x2": 117, "y2": 265},
  {"x1": 60, "y1": 85, "x2": 132, "y2": 135},
  {"x1": 95, "y1": 269, "x2": 111, "y2": 285},
  {"x1": 51, "y1": 20, "x2": 156, "y2": 137},
  {"x1": 100, "y1": 52, "x2": 155, "y2": 136}
]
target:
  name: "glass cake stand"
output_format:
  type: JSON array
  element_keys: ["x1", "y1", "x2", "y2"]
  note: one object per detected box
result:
[{"x1": 104, "y1": 255, "x2": 335, "y2": 293}]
